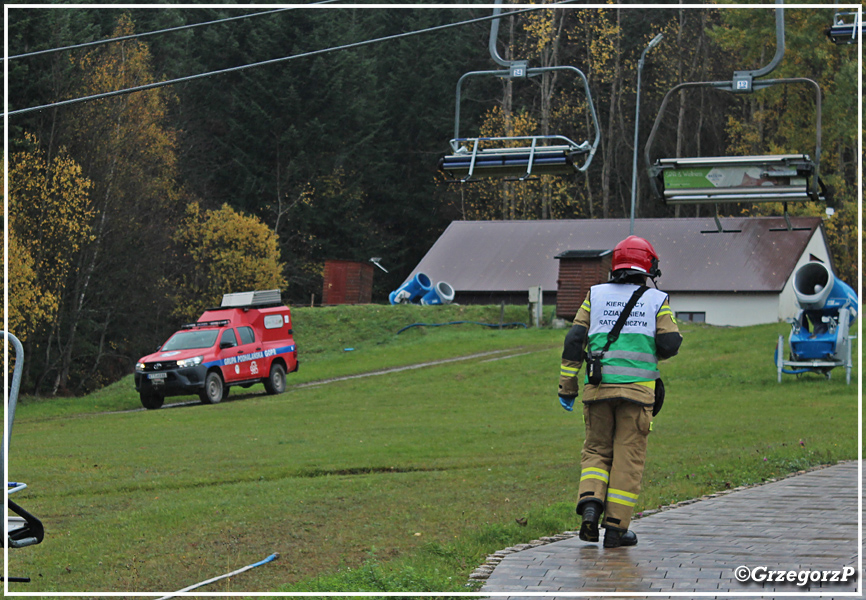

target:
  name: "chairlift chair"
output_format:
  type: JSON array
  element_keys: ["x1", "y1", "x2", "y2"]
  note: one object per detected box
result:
[
  {"x1": 439, "y1": 136, "x2": 593, "y2": 181},
  {"x1": 3, "y1": 332, "x2": 45, "y2": 583},
  {"x1": 644, "y1": 1, "x2": 826, "y2": 233},
  {"x1": 439, "y1": 1, "x2": 600, "y2": 183},
  {"x1": 826, "y1": 11, "x2": 862, "y2": 45}
]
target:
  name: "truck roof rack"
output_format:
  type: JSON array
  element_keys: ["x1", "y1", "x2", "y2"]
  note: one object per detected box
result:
[{"x1": 220, "y1": 289, "x2": 282, "y2": 308}]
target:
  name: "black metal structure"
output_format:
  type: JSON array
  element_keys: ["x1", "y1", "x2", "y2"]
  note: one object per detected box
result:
[
  {"x1": 826, "y1": 10, "x2": 862, "y2": 45},
  {"x1": 3, "y1": 332, "x2": 44, "y2": 584}
]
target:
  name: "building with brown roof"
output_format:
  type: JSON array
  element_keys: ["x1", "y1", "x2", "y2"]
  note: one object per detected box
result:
[{"x1": 408, "y1": 216, "x2": 835, "y2": 326}]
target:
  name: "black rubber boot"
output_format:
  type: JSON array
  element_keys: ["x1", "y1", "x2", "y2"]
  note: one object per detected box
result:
[
  {"x1": 577, "y1": 501, "x2": 602, "y2": 542},
  {"x1": 603, "y1": 527, "x2": 637, "y2": 548}
]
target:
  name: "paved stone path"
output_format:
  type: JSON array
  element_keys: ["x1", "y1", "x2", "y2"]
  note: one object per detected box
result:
[{"x1": 479, "y1": 461, "x2": 860, "y2": 599}]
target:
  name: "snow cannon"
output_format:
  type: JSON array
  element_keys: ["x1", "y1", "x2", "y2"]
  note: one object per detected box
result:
[
  {"x1": 776, "y1": 262, "x2": 857, "y2": 384},
  {"x1": 793, "y1": 262, "x2": 858, "y2": 318},
  {"x1": 421, "y1": 281, "x2": 455, "y2": 306},
  {"x1": 389, "y1": 272, "x2": 432, "y2": 305}
]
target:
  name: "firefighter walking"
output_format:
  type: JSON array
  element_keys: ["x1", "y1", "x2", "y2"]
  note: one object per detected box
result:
[{"x1": 558, "y1": 235, "x2": 682, "y2": 548}]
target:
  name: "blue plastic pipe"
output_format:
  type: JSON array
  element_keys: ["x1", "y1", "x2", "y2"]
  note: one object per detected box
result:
[{"x1": 157, "y1": 552, "x2": 279, "y2": 600}]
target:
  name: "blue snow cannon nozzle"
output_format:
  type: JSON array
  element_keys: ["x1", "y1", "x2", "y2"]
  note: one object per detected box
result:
[
  {"x1": 777, "y1": 261, "x2": 857, "y2": 384},
  {"x1": 389, "y1": 272, "x2": 433, "y2": 305},
  {"x1": 793, "y1": 262, "x2": 858, "y2": 320},
  {"x1": 789, "y1": 261, "x2": 857, "y2": 362},
  {"x1": 420, "y1": 281, "x2": 455, "y2": 306}
]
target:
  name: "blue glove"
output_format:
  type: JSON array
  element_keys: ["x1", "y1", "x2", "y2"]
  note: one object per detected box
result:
[{"x1": 559, "y1": 396, "x2": 575, "y2": 411}]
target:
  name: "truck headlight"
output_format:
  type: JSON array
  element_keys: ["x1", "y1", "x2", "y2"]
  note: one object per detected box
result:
[
  {"x1": 135, "y1": 362, "x2": 146, "y2": 371},
  {"x1": 177, "y1": 356, "x2": 204, "y2": 368}
]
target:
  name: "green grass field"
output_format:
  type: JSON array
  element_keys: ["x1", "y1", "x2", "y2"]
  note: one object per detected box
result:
[{"x1": 6, "y1": 306, "x2": 858, "y2": 594}]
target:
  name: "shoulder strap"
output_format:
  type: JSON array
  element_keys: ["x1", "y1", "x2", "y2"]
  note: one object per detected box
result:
[{"x1": 600, "y1": 285, "x2": 648, "y2": 354}]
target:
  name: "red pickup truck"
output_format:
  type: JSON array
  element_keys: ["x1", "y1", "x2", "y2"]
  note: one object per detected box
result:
[{"x1": 134, "y1": 290, "x2": 298, "y2": 409}]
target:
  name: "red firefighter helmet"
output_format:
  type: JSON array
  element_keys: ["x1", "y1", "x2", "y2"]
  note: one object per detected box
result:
[{"x1": 611, "y1": 235, "x2": 661, "y2": 278}]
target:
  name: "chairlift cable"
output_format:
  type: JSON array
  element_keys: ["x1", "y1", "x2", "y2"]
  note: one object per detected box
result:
[
  {"x1": 5, "y1": 2, "x2": 342, "y2": 62},
  {"x1": 5, "y1": 2, "x2": 577, "y2": 118}
]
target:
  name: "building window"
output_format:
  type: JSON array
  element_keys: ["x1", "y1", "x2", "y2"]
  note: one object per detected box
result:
[{"x1": 676, "y1": 311, "x2": 706, "y2": 323}]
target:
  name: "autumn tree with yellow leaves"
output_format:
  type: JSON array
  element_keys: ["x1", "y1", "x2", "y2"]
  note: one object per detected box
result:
[
  {"x1": 169, "y1": 203, "x2": 287, "y2": 322},
  {"x1": 38, "y1": 14, "x2": 184, "y2": 393},
  {"x1": 5, "y1": 135, "x2": 94, "y2": 342}
]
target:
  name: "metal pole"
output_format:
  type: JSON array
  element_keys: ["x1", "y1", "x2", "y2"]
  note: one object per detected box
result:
[
  {"x1": 3, "y1": 332, "x2": 25, "y2": 485},
  {"x1": 630, "y1": 34, "x2": 663, "y2": 235},
  {"x1": 489, "y1": 0, "x2": 513, "y2": 68}
]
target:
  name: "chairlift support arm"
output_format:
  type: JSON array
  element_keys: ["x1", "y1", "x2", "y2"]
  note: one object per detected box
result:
[
  {"x1": 489, "y1": 2, "x2": 516, "y2": 68},
  {"x1": 2, "y1": 332, "x2": 25, "y2": 481},
  {"x1": 3, "y1": 331, "x2": 45, "y2": 570},
  {"x1": 732, "y1": 0, "x2": 785, "y2": 91}
]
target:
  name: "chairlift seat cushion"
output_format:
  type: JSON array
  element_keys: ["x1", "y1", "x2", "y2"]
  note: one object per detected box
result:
[{"x1": 827, "y1": 24, "x2": 861, "y2": 44}]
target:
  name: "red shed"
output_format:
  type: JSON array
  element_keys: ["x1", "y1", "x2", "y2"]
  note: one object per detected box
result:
[
  {"x1": 322, "y1": 260, "x2": 374, "y2": 305},
  {"x1": 555, "y1": 249, "x2": 612, "y2": 321}
]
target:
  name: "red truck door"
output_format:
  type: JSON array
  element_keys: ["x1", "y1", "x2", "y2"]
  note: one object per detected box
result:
[
  {"x1": 235, "y1": 325, "x2": 264, "y2": 380},
  {"x1": 218, "y1": 327, "x2": 245, "y2": 384}
]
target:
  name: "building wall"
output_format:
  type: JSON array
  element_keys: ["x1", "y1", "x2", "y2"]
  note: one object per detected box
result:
[
  {"x1": 437, "y1": 222, "x2": 834, "y2": 326},
  {"x1": 666, "y1": 230, "x2": 831, "y2": 327},
  {"x1": 555, "y1": 255, "x2": 612, "y2": 321},
  {"x1": 322, "y1": 260, "x2": 374, "y2": 305},
  {"x1": 668, "y1": 293, "x2": 780, "y2": 326},
  {"x1": 455, "y1": 291, "x2": 558, "y2": 306}
]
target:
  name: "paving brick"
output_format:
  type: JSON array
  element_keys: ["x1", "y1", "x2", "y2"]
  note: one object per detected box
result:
[{"x1": 479, "y1": 461, "x2": 859, "y2": 597}]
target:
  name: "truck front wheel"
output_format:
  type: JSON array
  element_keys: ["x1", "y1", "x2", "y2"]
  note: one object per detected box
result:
[
  {"x1": 140, "y1": 390, "x2": 165, "y2": 410},
  {"x1": 200, "y1": 371, "x2": 225, "y2": 404},
  {"x1": 264, "y1": 363, "x2": 286, "y2": 395}
]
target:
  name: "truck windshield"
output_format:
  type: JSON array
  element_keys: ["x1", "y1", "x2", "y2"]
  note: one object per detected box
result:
[{"x1": 161, "y1": 330, "x2": 219, "y2": 351}]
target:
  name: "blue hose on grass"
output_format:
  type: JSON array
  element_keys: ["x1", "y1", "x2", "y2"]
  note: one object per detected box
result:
[
  {"x1": 157, "y1": 552, "x2": 279, "y2": 599},
  {"x1": 397, "y1": 321, "x2": 527, "y2": 335}
]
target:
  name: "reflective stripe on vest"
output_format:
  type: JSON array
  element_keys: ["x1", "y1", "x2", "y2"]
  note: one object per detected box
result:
[
  {"x1": 587, "y1": 283, "x2": 668, "y2": 384},
  {"x1": 606, "y1": 350, "x2": 658, "y2": 364}
]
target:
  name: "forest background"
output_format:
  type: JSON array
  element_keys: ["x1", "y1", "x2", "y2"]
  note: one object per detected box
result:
[{"x1": 4, "y1": 2, "x2": 861, "y2": 396}]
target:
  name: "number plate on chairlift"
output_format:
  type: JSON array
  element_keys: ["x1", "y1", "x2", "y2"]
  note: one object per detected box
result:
[{"x1": 148, "y1": 373, "x2": 167, "y2": 380}]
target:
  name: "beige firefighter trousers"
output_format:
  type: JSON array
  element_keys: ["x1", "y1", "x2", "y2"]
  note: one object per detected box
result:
[{"x1": 578, "y1": 399, "x2": 653, "y2": 531}]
